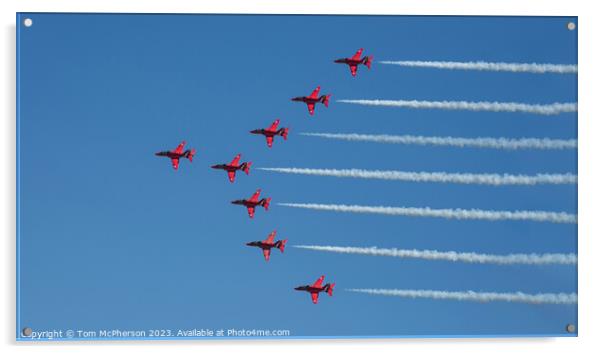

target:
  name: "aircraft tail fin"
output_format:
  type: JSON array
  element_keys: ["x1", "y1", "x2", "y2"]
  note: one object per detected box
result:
[
  {"x1": 280, "y1": 127, "x2": 289, "y2": 140},
  {"x1": 363, "y1": 55, "x2": 373, "y2": 69},
  {"x1": 187, "y1": 149, "x2": 196, "y2": 162},
  {"x1": 278, "y1": 239, "x2": 287, "y2": 253},
  {"x1": 243, "y1": 162, "x2": 252, "y2": 175},
  {"x1": 321, "y1": 94, "x2": 331, "y2": 107},
  {"x1": 262, "y1": 197, "x2": 271, "y2": 211},
  {"x1": 327, "y1": 283, "x2": 335, "y2": 296}
]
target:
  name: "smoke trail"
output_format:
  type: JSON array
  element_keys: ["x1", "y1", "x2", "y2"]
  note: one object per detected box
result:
[
  {"x1": 294, "y1": 245, "x2": 577, "y2": 266},
  {"x1": 346, "y1": 288, "x2": 577, "y2": 305},
  {"x1": 259, "y1": 167, "x2": 577, "y2": 186},
  {"x1": 379, "y1": 60, "x2": 578, "y2": 74},
  {"x1": 300, "y1": 132, "x2": 577, "y2": 151},
  {"x1": 337, "y1": 99, "x2": 577, "y2": 115},
  {"x1": 278, "y1": 203, "x2": 577, "y2": 224}
]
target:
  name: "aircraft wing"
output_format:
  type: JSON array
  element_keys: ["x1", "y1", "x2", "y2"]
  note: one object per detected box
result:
[
  {"x1": 230, "y1": 154, "x2": 241, "y2": 166},
  {"x1": 268, "y1": 119, "x2": 280, "y2": 131},
  {"x1": 312, "y1": 275, "x2": 325, "y2": 288},
  {"x1": 263, "y1": 249, "x2": 271, "y2": 261},
  {"x1": 228, "y1": 170, "x2": 236, "y2": 183},
  {"x1": 351, "y1": 48, "x2": 363, "y2": 61},
  {"x1": 247, "y1": 206, "x2": 255, "y2": 218},
  {"x1": 349, "y1": 64, "x2": 358, "y2": 77},
  {"x1": 264, "y1": 231, "x2": 276, "y2": 244},
  {"x1": 174, "y1": 141, "x2": 186, "y2": 154},
  {"x1": 311, "y1": 292, "x2": 319, "y2": 304},
  {"x1": 307, "y1": 102, "x2": 315, "y2": 115},
  {"x1": 266, "y1": 136, "x2": 274, "y2": 148},
  {"x1": 171, "y1": 158, "x2": 180, "y2": 170},
  {"x1": 249, "y1": 189, "x2": 261, "y2": 202},
  {"x1": 309, "y1": 86, "x2": 320, "y2": 99}
]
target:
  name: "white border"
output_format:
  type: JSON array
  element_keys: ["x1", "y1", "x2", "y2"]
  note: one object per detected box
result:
[{"x1": 2, "y1": 1, "x2": 600, "y2": 353}]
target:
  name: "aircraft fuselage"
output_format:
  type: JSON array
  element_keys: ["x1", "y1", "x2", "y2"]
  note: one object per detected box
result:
[
  {"x1": 231, "y1": 199, "x2": 260, "y2": 207},
  {"x1": 246, "y1": 241, "x2": 274, "y2": 250},
  {"x1": 250, "y1": 128, "x2": 277, "y2": 136},
  {"x1": 294, "y1": 285, "x2": 326, "y2": 294},
  {"x1": 291, "y1": 96, "x2": 319, "y2": 104},
  {"x1": 334, "y1": 57, "x2": 362, "y2": 65},
  {"x1": 155, "y1": 151, "x2": 185, "y2": 159},
  {"x1": 211, "y1": 164, "x2": 240, "y2": 171}
]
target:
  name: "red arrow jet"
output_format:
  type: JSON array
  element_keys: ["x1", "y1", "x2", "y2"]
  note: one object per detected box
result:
[
  {"x1": 291, "y1": 86, "x2": 331, "y2": 116},
  {"x1": 211, "y1": 154, "x2": 252, "y2": 183},
  {"x1": 155, "y1": 141, "x2": 196, "y2": 170},
  {"x1": 295, "y1": 275, "x2": 335, "y2": 304},
  {"x1": 246, "y1": 230, "x2": 287, "y2": 261},
  {"x1": 250, "y1": 119, "x2": 289, "y2": 148},
  {"x1": 231, "y1": 189, "x2": 271, "y2": 218},
  {"x1": 334, "y1": 48, "x2": 373, "y2": 77}
]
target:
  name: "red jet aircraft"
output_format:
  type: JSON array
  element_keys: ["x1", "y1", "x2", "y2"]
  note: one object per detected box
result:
[
  {"x1": 295, "y1": 275, "x2": 335, "y2": 304},
  {"x1": 250, "y1": 119, "x2": 289, "y2": 148},
  {"x1": 246, "y1": 230, "x2": 287, "y2": 261},
  {"x1": 231, "y1": 189, "x2": 271, "y2": 218},
  {"x1": 334, "y1": 48, "x2": 373, "y2": 77},
  {"x1": 155, "y1": 141, "x2": 196, "y2": 170},
  {"x1": 291, "y1": 86, "x2": 331, "y2": 116},
  {"x1": 211, "y1": 154, "x2": 252, "y2": 183}
]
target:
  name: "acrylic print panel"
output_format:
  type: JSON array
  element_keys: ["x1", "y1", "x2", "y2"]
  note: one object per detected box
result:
[{"x1": 16, "y1": 13, "x2": 577, "y2": 341}]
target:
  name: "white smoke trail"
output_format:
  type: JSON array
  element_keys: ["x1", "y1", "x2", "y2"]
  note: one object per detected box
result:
[
  {"x1": 337, "y1": 99, "x2": 577, "y2": 115},
  {"x1": 259, "y1": 167, "x2": 577, "y2": 186},
  {"x1": 346, "y1": 288, "x2": 577, "y2": 305},
  {"x1": 379, "y1": 60, "x2": 578, "y2": 74},
  {"x1": 300, "y1": 132, "x2": 577, "y2": 151},
  {"x1": 278, "y1": 203, "x2": 577, "y2": 224},
  {"x1": 294, "y1": 245, "x2": 577, "y2": 266}
]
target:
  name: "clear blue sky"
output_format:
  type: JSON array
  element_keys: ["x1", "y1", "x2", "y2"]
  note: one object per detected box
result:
[{"x1": 17, "y1": 14, "x2": 577, "y2": 339}]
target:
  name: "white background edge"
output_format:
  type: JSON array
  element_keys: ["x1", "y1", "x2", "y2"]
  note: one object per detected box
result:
[{"x1": 1, "y1": 0, "x2": 599, "y2": 353}]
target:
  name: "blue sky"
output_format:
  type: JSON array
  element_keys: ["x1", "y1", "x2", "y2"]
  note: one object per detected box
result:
[{"x1": 17, "y1": 14, "x2": 577, "y2": 338}]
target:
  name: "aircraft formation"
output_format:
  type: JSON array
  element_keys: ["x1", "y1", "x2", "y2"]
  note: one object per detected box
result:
[{"x1": 154, "y1": 48, "x2": 372, "y2": 304}]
